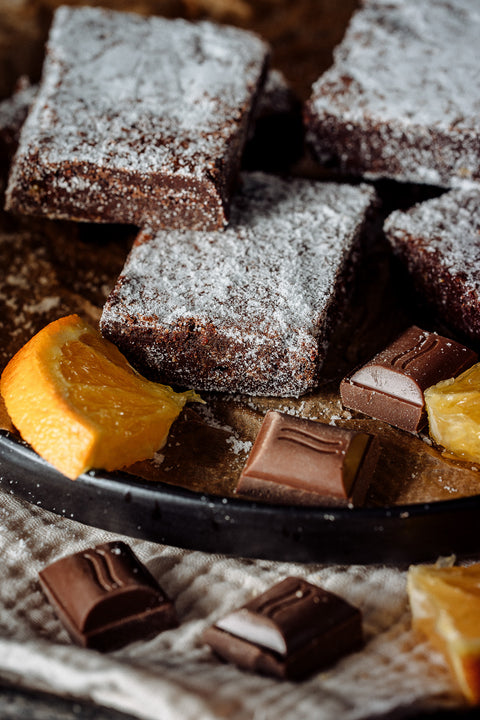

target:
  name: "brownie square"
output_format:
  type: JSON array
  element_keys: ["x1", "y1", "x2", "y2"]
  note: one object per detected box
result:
[
  {"x1": 100, "y1": 172, "x2": 376, "y2": 397},
  {"x1": 5, "y1": 6, "x2": 269, "y2": 230},
  {"x1": 384, "y1": 188, "x2": 480, "y2": 342},
  {"x1": 305, "y1": 0, "x2": 480, "y2": 188}
]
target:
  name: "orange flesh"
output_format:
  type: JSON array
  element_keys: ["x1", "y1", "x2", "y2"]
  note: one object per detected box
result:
[{"x1": 0, "y1": 314, "x2": 199, "y2": 479}]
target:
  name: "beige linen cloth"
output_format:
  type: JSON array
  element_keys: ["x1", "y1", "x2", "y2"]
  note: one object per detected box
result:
[{"x1": 0, "y1": 487, "x2": 465, "y2": 720}]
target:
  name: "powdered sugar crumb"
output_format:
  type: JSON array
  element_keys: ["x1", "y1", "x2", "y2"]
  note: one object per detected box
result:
[
  {"x1": 23, "y1": 296, "x2": 60, "y2": 314},
  {"x1": 152, "y1": 452, "x2": 165, "y2": 466},
  {"x1": 226, "y1": 437, "x2": 252, "y2": 455}
]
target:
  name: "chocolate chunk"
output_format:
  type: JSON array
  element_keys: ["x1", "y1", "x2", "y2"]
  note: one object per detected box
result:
[
  {"x1": 5, "y1": 6, "x2": 269, "y2": 230},
  {"x1": 39, "y1": 541, "x2": 177, "y2": 651},
  {"x1": 340, "y1": 326, "x2": 477, "y2": 433},
  {"x1": 235, "y1": 410, "x2": 379, "y2": 507},
  {"x1": 203, "y1": 576, "x2": 363, "y2": 680}
]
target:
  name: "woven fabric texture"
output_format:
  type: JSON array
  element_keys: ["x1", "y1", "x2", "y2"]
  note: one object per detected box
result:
[{"x1": 0, "y1": 490, "x2": 463, "y2": 719}]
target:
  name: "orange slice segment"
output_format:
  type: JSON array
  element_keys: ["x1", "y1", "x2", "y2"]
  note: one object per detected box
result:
[
  {"x1": 408, "y1": 562, "x2": 480, "y2": 703},
  {"x1": 425, "y1": 363, "x2": 480, "y2": 463},
  {"x1": 0, "y1": 314, "x2": 200, "y2": 479}
]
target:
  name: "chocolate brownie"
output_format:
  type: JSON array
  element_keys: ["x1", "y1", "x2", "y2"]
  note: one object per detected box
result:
[
  {"x1": 384, "y1": 188, "x2": 480, "y2": 343},
  {"x1": 5, "y1": 6, "x2": 269, "y2": 230},
  {"x1": 304, "y1": 0, "x2": 480, "y2": 188},
  {"x1": 0, "y1": 78, "x2": 36, "y2": 172},
  {"x1": 100, "y1": 172, "x2": 376, "y2": 397}
]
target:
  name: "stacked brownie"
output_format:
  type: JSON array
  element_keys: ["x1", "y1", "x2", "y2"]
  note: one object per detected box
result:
[
  {"x1": 5, "y1": 6, "x2": 269, "y2": 230},
  {"x1": 384, "y1": 189, "x2": 480, "y2": 342},
  {"x1": 5, "y1": 4, "x2": 380, "y2": 400},
  {"x1": 4, "y1": 0, "x2": 480, "y2": 508},
  {"x1": 304, "y1": 0, "x2": 480, "y2": 350}
]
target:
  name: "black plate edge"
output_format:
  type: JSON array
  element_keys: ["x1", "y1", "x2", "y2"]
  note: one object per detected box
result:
[{"x1": 1, "y1": 429, "x2": 480, "y2": 564}]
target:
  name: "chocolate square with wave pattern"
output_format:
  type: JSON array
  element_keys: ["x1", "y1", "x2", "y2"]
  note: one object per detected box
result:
[
  {"x1": 235, "y1": 410, "x2": 379, "y2": 507},
  {"x1": 39, "y1": 541, "x2": 177, "y2": 651},
  {"x1": 203, "y1": 576, "x2": 363, "y2": 680}
]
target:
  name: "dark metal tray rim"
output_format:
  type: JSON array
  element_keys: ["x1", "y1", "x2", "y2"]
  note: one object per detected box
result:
[{"x1": 1, "y1": 429, "x2": 479, "y2": 564}]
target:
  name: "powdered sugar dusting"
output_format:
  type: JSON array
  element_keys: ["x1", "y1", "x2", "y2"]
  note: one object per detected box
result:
[
  {"x1": 16, "y1": 6, "x2": 267, "y2": 174},
  {"x1": 385, "y1": 188, "x2": 480, "y2": 294},
  {"x1": 5, "y1": 6, "x2": 269, "y2": 228},
  {"x1": 307, "y1": 0, "x2": 480, "y2": 187},
  {"x1": 101, "y1": 173, "x2": 376, "y2": 396}
]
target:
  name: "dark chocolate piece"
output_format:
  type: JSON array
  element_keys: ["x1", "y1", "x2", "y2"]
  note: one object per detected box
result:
[
  {"x1": 100, "y1": 173, "x2": 377, "y2": 397},
  {"x1": 385, "y1": 188, "x2": 480, "y2": 343},
  {"x1": 235, "y1": 410, "x2": 379, "y2": 506},
  {"x1": 340, "y1": 326, "x2": 477, "y2": 433},
  {"x1": 39, "y1": 541, "x2": 177, "y2": 651},
  {"x1": 304, "y1": 0, "x2": 480, "y2": 188},
  {"x1": 203, "y1": 576, "x2": 363, "y2": 680},
  {"x1": 5, "y1": 6, "x2": 269, "y2": 230}
]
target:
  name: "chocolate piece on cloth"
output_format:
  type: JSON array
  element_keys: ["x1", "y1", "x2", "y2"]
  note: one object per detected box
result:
[
  {"x1": 203, "y1": 576, "x2": 363, "y2": 680},
  {"x1": 5, "y1": 6, "x2": 269, "y2": 230},
  {"x1": 235, "y1": 410, "x2": 379, "y2": 507},
  {"x1": 38, "y1": 541, "x2": 178, "y2": 651},
  {"x1": 340, "y1": 326, "x2": 477, "y2": 433},
  {"x1": 100, "y1": 173, "x2": 377, "y2": 397}
]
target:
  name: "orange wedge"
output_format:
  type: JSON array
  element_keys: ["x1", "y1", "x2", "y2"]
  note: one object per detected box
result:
[
  {"x1": 408, "y1": 562, "x2": 480, "y2": 703},
  {"x1": 0, "y1": 314, "x2": 200, "y2": 479},
  {"x1": 425, "y1": 363, "x2": 480, "y2": 463}
]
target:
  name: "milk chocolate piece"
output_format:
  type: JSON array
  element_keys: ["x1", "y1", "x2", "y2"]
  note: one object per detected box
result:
[
  {"x1": 39, "y1": 541, "x2": 177, "y2": 651},
  {"x1": 340, "y1": 326, "x2": 477, "y2": 433},
  {"x1": 203, "y1": 576, "x2": 363, "y2": 680},
  {"x1": 235, "y1": 410, "x2": 379, "y2": 507}
]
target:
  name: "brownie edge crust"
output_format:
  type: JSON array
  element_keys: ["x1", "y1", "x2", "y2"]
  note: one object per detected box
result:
[
  {"x1": 100, "y1": 173, "x2": 377, "y2": 397},
  {"x1": 5, "y1": 6, "x2": 269, "y2": 230}
]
